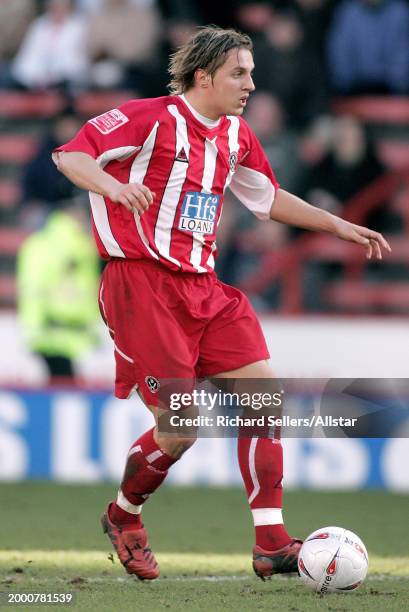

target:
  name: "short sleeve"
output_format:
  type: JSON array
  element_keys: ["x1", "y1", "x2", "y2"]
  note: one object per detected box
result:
[
  {"x1": 229, "y1": 125, "x2": 280, "y2": 221},
  {"x1": 54, "y1": 100, "x2": 151, "y2": 160}
]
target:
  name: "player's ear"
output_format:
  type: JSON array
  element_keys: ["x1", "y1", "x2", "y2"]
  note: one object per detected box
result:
[{"x1": 195, "y1": 69, "x2": 210, "y2": 89}]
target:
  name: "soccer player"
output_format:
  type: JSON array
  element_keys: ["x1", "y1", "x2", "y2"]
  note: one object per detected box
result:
[{"x1": 53, "y1": 26, "x2": 390, "y2": 581}]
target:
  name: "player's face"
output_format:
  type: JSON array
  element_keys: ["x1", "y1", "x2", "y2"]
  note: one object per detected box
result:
[{"x1": 209, "y1": 48, "x2": 255, "y2": 117}]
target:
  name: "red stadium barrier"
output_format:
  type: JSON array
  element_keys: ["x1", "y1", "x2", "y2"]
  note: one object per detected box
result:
[
  {"x1": 74, "y1": 91, "x2": 135, "y2": 117},
  {"x1": 0, "y1": 92, "x2": 64, "y2": 118},
  {"x1": 0, "y1": 134, "x2": 38, "y2": 164},
  {"x1": 332, "y1": 96, "x2": 409, "y2": 123},
  {"x1": 239, "y1": 170, "x2": 409, "y2": 314},
  {"x1": 0, "y1": 228, "x2": 30, "y2": 254},
  {"x1": 0, "y1": 179, "x2": 21, "y2": 208}
]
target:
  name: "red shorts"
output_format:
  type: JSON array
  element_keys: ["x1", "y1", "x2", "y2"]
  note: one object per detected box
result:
[{"x1": 99, "y1": 259, "x2": 269, "y2": 406}]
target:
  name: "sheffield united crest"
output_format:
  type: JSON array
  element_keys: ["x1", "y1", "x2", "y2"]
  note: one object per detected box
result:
[{"x1": 229, "y1": 151, "x2": 238, "y2": 172}]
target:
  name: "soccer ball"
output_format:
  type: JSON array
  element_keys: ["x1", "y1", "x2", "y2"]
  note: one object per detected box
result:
[{"x1": 298, "y1": 526, "x2": 368, "y2": 594}]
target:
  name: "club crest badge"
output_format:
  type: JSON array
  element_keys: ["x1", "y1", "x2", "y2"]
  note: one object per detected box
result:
[
  {"x1": 145, "y1": 376, "x2": 160, "y2": 393},
  {"x1": 229, "y1": 151, "x2": 238, "y2": 173}
]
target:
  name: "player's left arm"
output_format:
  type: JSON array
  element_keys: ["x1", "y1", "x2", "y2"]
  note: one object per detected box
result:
[{"x1": 270, "y1": 189, "x2": 391, "y2": 260}]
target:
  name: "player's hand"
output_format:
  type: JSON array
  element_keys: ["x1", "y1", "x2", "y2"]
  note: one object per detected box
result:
[
  {"x1": 333, "y1": 218, "x2": 391, "y2": 260},
  {"x1": 108, "y1": 182, "x2": 156, "y2": 215}
]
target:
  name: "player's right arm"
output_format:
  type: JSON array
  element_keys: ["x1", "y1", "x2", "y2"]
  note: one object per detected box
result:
[{"x1": 53, "y1": 151, "x2": 154, "y2": 215}]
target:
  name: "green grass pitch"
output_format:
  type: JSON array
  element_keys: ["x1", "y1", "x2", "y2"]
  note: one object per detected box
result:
[{"x1": 0, "y1": 483, "x2": 408, "y2": 611}]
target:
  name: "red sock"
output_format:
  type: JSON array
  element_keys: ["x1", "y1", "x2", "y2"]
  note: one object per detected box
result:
[
  {"x1": 110, "y1": 427, "x2": 178, "y2": 529},
  {"x1": 238, "y1": 435, "x2": 291, "y2": 551}
]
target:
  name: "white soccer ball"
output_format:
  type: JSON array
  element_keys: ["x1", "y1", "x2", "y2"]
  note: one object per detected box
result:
[{"x1": 298, "y1": 526, "x2": 368, "y2": 594}]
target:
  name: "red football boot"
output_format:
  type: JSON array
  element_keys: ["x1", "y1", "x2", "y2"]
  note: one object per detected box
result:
[
  {"x1": 101, "y1": 503, "x2": 159, "y2": 580},
  {"x1": 253, "y1": 538, "x2": 303, "y2": 580}
]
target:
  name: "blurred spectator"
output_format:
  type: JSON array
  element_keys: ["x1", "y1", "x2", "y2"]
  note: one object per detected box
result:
[
  {"x1": 75, "y1": 0, "x2": 103, "y2": 10},
  {"x1": 11, "y1": 0, "x2": 88, "y2": 92},
  {"x1": 216, "y1": 192, "x2": 289, "y2": 309},
  {"x1": 148, "y1": 18, "x2": 199, "y2": 96},
  {"x1": 235, "y1": 2, "x2": 275, "y2": 34},
  {"x1": 17, "y1": 198, "x2": 100, "y2": 381},
  {"x1": 243, "y1": 9, "x2": 328, "y2": 127},
  {"x1": 158, "y1": 0, "x2": 237, "y2": 27},
  {"x1": 299, "y1": 115, "x2": 400, "y2": 309},
  {"x1": 77, "y1": 0, "x2": 160, "y2": 10},
  {"x1": 216, "y1": 94, "x2": 295, "y2": 304},
  {"x1": 157, "y1": 0, "x2": 205, "y2": 23},
  {"x1": 389, "y1": 185, "x2": 409, "y2": 234},
  {"x1": 87, "y1": 0, "x2": 161, "y2": 91},
  {"x1": 301, "y1": 115, "x2": 385, "y2": 214},
  {"x1": 327, "y1": 0, "x2": 409, "y2": 94},
  {"x1": 244, "y1": 91, "x2": 305, "y2": 193},
  {"x1": 297, "y1": 114, "x2": 334, "y2": 168},
  {"x1": 20, "y1": 110, "x2": 82, "y2": 228},
  {"x1": 165, "y1": 18, "x2": 199, "y2": 48},
  {"x1": 291, "y1": 0, "x2": 335, "y2": 71},
  {"x1": 285, "y1": 115, "x2": 334, "y2": 237},
  {"x1": 366, "y1": 181, "x2": 405, "y2": 241},
  {"x1": 0, "y1": 0, "x2": 36, "y2": 86},
  {"x1": 198, "y1": 0, "x2": 241, "y2": 28}
]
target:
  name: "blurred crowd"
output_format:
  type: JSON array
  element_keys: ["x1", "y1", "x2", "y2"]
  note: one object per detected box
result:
[
  {"x1": 0, "y1": 0, "x2": 408, "y2": 342},
  {"x1": 1, "y1": 0, "x2": 408, "y2": 98}
]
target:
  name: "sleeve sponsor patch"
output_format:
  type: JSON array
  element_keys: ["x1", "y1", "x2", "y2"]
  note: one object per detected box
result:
[{"x1": 88, "y1": 109, "x2": 129, "y2": 134}]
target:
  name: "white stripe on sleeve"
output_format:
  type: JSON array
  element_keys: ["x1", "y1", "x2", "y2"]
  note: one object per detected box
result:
[{"x1": 229, "y1": 165, "x2": 276, "y2": 221}]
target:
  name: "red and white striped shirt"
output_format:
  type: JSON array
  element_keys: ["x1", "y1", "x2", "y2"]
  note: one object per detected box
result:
[{"x1": 57, "y1": 95, "x2": 279, "y2": 273}]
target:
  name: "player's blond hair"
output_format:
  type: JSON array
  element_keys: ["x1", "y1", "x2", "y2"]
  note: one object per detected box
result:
[{"x1": 168, "y1": 25, "x2": 253, "y2": 94}]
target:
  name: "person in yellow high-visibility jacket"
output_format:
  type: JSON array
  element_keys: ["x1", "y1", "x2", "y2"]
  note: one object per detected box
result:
[{"x1": 17, "y1": 200, "x2": 100, "y2": 379}]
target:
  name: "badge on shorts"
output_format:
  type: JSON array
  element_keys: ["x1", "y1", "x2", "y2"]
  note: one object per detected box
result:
[
  {"x1": 145, "y1": 376, "x2": 160, "y2": 393},
  {"x1": 88, "y1": 109, "x2": 129, "y2": 135}
]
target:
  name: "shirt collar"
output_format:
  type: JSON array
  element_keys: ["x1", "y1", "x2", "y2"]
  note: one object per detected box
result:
[{"x1": 179, "y1": 94, "x2": 221, "y2": 129}]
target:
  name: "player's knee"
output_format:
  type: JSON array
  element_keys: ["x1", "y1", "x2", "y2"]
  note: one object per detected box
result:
[
  {"x1": 234, "y1": 379, "x2": 284, "y2": 420},
  {"x1": 173, "y1": 436, "x2": 197, "y2": 456},
  {"x1": 156, "y1": 433, "x2": 197, "y2": 459}
]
